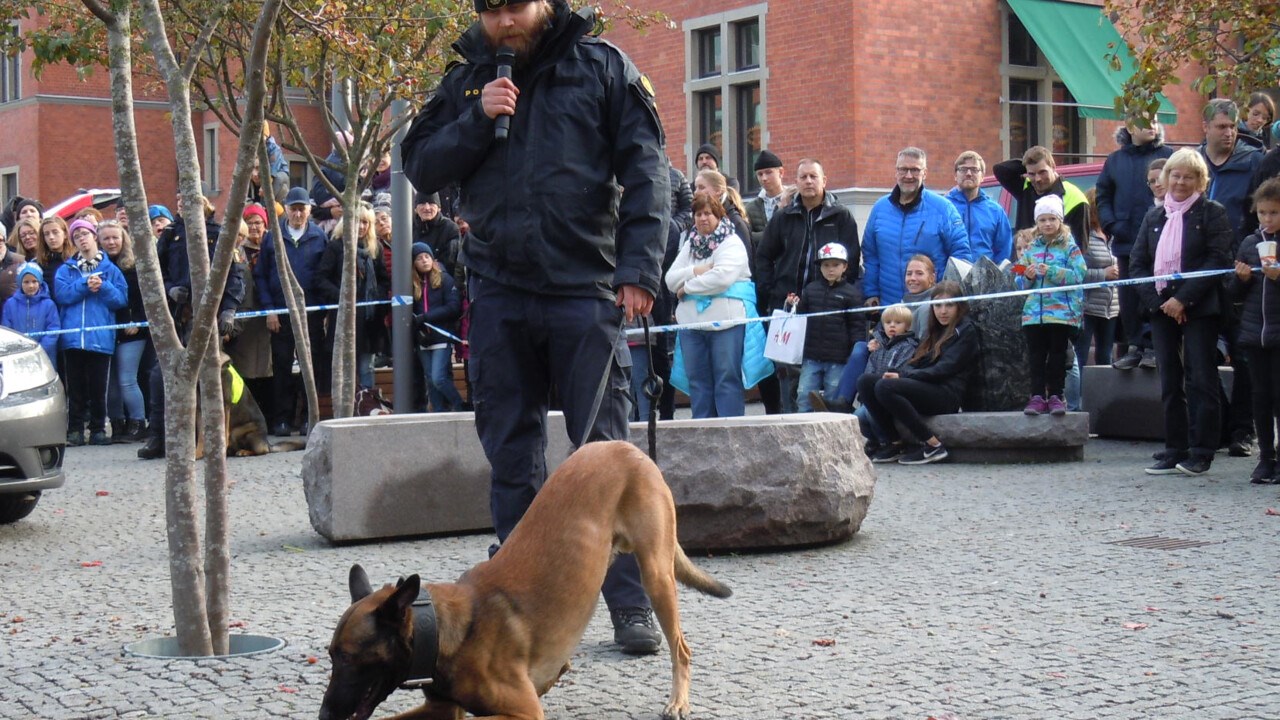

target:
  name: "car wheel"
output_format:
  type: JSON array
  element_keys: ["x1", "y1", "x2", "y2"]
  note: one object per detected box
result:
[{"x1": 0, "y1": 492, "x2": 41, "y2": 524}]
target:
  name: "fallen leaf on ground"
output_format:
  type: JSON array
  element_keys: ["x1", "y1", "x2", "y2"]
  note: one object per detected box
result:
[
  {"x1": 1145, "y1": 606, "x2": 1161, "y2": 612},
  {"x1": 306, "y1": 656, "x2": 318, "y2": 664},
  {"x1": 278, "y1": 685, "x2": 297, "y2": 694},
  {"x1": 228, "y1": 620, "x2": 246, "y2": 628},
  {"x1": 812, "y1": 638, "x2": 836, "y2": 647},
  {"x1": 1266, "y1": 508, "x2": 1280, "y2": 516},
  {"x1": 1122, "y1": 622, "x2": 1148, "y2": 630},
  {"x1": 80, "y1": 561, "x2": 102, "y2": 568},
  {"x1": 282, "y1": 544, "x2": 307, "y2": 553},
  {"x1": 11, "y1": 616, "x2": 25, "y2": 623},
  {"x1": 1047, "y1": 671, "x2": 1067, "y2": 678},
  {"x1": 95, "y1": 490, "x2": 109, "y2": 497}
]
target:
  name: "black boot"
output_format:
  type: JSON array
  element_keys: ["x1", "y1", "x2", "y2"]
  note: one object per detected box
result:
[
  {"x1": 122, "y1": 419, "x2": 147, "y2": 443},
  {"x1": 137, "y1": 434, "x2": 165, "y2": 460},
  {"x1": 110, "y1": 419, "x2": 127, "y2": 444}
]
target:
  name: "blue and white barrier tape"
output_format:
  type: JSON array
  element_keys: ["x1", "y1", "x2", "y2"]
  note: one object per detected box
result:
[
  {"x1": 623, "y1": 266, "x2": 1250, "y2": 337},
  {"x1": 27, "y1": 297, "x2": 466, "y2": 345},
  {"x1": 18, "y1": 266, "x2": 1256, "y2": 344}
]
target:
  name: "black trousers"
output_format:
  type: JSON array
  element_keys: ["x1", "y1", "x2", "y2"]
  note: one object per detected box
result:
[
  {"x1": 65, "y1": 349, "x2": 111, "y2": 433},
  {"x1": 1221, "y1": 304, "x2": 1254, "y2": 440},
  {"x1": 1024, "y1": 323, "x2": 1073, "y2": 398},
  {"x1": 1150, "y1": 312, "x2": 1220, "y2": 459},
  {"x1": 1117, "y1": 255, "x2": 1145, "y2": 349},
  {"x1": 269, "y1": 310, "x2": 328, "y2": 427},
  {"x1": 857, "y1": 373, "x2": 960, "y2": 444},
  {"x1": 467, "y1": 277, "x2": 646, "y2": 611},
  {"x1": 1245, "y1": 346, "x2": 1280, "y2": 461}
]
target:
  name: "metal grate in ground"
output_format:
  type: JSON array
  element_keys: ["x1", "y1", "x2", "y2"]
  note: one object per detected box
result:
[{"x1": 1106, "y1": 535, "x2": 1219, "y2": 551}]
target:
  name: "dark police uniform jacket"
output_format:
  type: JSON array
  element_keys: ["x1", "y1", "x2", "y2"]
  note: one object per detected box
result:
[{"x1": 400, "y1": 1, "x2": 670, "y2": 301}]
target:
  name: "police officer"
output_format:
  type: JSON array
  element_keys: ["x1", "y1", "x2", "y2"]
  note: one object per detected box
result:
[{"x1": 401, "y1": 0, "x2": 670, "y2": 654}]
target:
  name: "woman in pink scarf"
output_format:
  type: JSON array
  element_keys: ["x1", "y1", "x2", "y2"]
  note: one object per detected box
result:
[{"x1": 1129, "y1": 148, "x2": 1234, "y2": 476}]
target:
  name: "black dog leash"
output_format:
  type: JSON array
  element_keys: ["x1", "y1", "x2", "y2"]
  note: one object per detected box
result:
[
  {"x1": 578, "y1": 314, "x2": 661, "y2": 463},
  {"x1": 640, "y1": 315, "x2": 663, "y2": 463}
]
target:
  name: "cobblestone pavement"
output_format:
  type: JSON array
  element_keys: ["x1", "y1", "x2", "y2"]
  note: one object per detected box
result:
[{"x1": 2, "y1": 433, "x2": 1278, "y2": 719}]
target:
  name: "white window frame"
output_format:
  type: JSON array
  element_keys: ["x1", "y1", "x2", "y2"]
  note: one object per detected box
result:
[
  {"x1": 999, "y1": 3, "x2": 1094, "y2": 164},
  {"x1": 0, "y1": 23, "x2": 18, "y2": 104},
  {"x1": 684, "y1": 4, "x2": 768, "y2": 191},
  {"x1": 202, "y1": 123, "x2": 220, "y2": 195},
  {"x1": 0, "y1": 166, "x2": 18, "y2": 210}
]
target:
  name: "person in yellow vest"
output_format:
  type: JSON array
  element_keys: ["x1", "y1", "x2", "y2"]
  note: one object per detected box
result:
[{"x1": 993, "y1": 145, "x2": 1090, "y2": 254}]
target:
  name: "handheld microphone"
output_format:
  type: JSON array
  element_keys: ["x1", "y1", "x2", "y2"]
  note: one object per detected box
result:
[{"x1": 494, "y1": 47, "x2": 516, "y2": 141}]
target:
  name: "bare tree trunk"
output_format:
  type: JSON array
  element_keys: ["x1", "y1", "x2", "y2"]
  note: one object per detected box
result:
[
  {"x1": 270, "y1": 231, "x2": 322, "y2": 430},
  {"x1": 91, "y1": 1, "x2": 212, "y2": 656},
  {"x1": 331, "y1": 188, "x2": 361, "y2": 418},
  {"x1": 199, "y1": 339, "x2": 230, "y2": 654}
]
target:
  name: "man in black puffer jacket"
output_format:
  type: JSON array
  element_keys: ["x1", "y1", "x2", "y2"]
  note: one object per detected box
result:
[
  {"x1": 1096, "y1": 121, "x2": 1173, "y2": 369},
  {"x1": 401, "y1": 0, "x2": 670, "y2": 655}
]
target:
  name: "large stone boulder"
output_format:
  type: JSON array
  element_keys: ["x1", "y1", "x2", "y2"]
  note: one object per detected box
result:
[
  {"x1": 903, "y1": 411, "x2": 1089, "y2": 463},
  {"x1": 946, "y1": 256, "x2": 1029, "y2": 411},
  {"x1": 649, "y1": 414, "x2": 874, "y2": 551},
  {"x1": 301, "y1": 413, "x2": 875, "y2": 551}
]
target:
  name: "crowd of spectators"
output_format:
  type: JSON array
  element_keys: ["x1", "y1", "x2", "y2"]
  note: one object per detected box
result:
[{"x1": 4, "y1": 93, "x2": 1280, "y2": 479}]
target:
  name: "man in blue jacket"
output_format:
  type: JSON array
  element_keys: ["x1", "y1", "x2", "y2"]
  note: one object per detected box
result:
[
  {"x1": 255, "y1": 187, "x2": 330, "y2": 436},
  {"x1": 1097, "y1": 120, "x2": 1173, "y2": 370},
  {"x1": 945, "y1": 150, "x2": 1012, "y2": 264},
  {"x1": 400, "y1": 0, "x2": 670, "y2": 655},
  {"x1": 863, "y1": 147, "x2": 972, "y2": 307},
  {"x1": 1199, "y1": 99, "x2": 1263, "y2": 457}
]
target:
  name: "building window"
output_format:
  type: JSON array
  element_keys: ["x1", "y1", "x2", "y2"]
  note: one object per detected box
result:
[
  {"x1": 288, "y1": 158, "x2": 312, "y2": 194},
  {"x1": 202, "y1": 125, "x2": 219, "y2": 194},
  {"x1": 1, "y1": 24, "x2": 20, "y2": 104},
  {"x1": 1, "y1": 168, "x2": 18, "y2": 210},
  {"x1": 1002, "y1": 5, "x2": 1093, "y2": 163},
  {"x1": 685, "y1": 6, "x2": 767, "y2": 192}
]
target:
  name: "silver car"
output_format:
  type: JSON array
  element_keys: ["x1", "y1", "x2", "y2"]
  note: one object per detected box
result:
[{"x1": 0, "y1": 325, "x2": 66, "y2": 523}]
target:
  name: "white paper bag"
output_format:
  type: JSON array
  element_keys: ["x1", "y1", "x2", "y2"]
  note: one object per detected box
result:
[{"x1": 763, "y1": 308, "x2": 807, "y2": 366}]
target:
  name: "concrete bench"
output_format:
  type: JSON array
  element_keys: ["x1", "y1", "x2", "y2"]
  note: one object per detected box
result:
[
  {"x1": 301, "y1": 413, "x2": 875, "y2": 551},
  {"x1": 1082, "y1": 365, "x2": 1233, "y2": 441},
  {"x1": 900, "y1": 411, "x2": 1090, "y2": 463}
]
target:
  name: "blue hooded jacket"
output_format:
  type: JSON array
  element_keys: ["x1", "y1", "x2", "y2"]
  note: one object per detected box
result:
[
  {"x1": 1200, "y1": 139, "x2": 1262, "y2": 243},
  {"x1": 54, "y1": 253, "x2": 128, "y2": 354},
  {"x1": 863, "y1": 187, "x2": 972, "y2": 304},
  {"x1": 945, "y1": 186, "x2": 1013, "y2": 264},
  {"x1": 1, "y1": 263, "x2": 61, "y2": 361}
]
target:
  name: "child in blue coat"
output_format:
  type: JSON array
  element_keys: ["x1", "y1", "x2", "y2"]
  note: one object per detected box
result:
[
  {"x1": 56, "y1": 219, "x2": 128, "y2": 446},
  {"x1": 1, "y1": 262, "x2": 61, "y2": 367}
]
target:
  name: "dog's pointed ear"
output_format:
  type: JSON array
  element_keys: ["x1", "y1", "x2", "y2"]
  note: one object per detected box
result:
[
  {"x1": 349, "y1": 564, "x2": 373, "y2": 602},
  {"x1": 381, "y1": 574, "x2": 420, "y2": 619}
]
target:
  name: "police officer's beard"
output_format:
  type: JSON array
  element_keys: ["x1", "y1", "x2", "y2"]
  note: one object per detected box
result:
[{"x1": 485, "y1": 0, "x2": 554, "y2": 66}]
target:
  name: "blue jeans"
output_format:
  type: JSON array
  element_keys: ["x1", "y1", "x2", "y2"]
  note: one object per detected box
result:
[
  {"x1": 108, "y1": 338, "x2": 147, "y2": 422},
  {"x1": 630, "y1": 344, "x2": 653, "y2": 422},
  {"x1": 680, "y1": 326, "x2": 745, "y2": 419},
  {"x1": 418, "y1": 346, "x2": 463, "y2": 412},
  {"x1": 835, "y1": 341, "x2": 870, "y2": 403},
  {"x1": 855, "y1": 404, "x2": 885, "y2": 444},
  {"x1": 357, "y1": 352, "x2": 375, "y2": 389},
  {"x1": 797, "y1": 359, "x2": 844, "y2": 412}
]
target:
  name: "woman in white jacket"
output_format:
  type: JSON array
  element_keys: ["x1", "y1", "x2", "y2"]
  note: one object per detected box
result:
[{"x1": 665, "y1": 192, "x2": 752, "y2": 418}]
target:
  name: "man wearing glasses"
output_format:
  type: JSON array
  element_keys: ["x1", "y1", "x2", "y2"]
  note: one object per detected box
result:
[
  {"x1": 863, "y1": 147, "x2": 971, "y2": 307},
  {"x1": 946, "y1": 151, "x2": 1013, "y2": 264}
]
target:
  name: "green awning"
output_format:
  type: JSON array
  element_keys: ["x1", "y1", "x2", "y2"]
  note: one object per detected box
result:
[{"x1": 1007, "y1": 0, "x2": 1178, "y2": 124}]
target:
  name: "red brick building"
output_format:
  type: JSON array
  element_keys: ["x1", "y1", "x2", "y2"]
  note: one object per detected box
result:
[
  {"x1": 604, "y1": 0, "x2": 1209, "y2": 196},
  {"x1": 0, "y1": 17, "x2": 329, "y2": 219}
]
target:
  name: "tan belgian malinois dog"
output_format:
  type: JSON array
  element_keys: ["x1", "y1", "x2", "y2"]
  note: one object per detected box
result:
[{"x1": 319, "y1": 440, "x2": 732, "y2": 720}]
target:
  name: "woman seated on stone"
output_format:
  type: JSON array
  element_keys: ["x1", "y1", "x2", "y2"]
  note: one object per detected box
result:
[{"x1": 858, "y1": 280, "x2": 978, "y2": 465}]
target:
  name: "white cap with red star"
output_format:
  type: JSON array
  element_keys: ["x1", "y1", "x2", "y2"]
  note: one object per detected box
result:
[{"x1": 818, "y1": 243, "x2": 849, "y2": 262}]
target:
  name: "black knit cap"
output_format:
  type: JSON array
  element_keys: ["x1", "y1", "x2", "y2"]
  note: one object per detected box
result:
[
  {"x1": 473, "y1": 0, "x2": 535, "y2": 12},
  {"x1": 695, "y1": 143, "x2": 720, "y2": 166},
  {"x1": 754, "y1": 149, "x2": 782, "y2": 172}
]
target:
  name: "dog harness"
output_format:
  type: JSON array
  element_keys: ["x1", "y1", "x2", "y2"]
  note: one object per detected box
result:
[
  {"x1": 226, "y1": 364, "x2": 245, "y2": 405},
  {"x1": 399, "y1": 596, "x2": 449, "y2": 700}
]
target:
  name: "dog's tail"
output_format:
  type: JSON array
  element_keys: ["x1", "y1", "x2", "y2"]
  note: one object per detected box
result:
[{"x1": 674, "y1": 545, "x2": 732, "y2": 598}]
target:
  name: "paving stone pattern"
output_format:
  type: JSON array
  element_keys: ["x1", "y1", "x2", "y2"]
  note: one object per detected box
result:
[{"x1": 1, "y1": 438, "x2": 1278, "y2": 719}]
